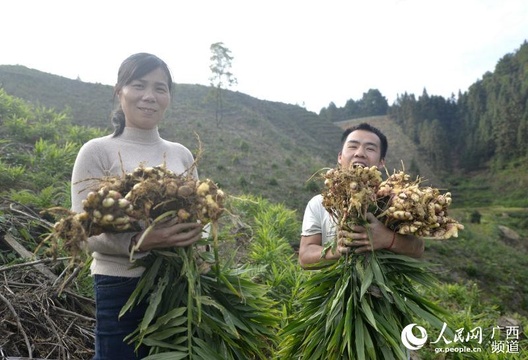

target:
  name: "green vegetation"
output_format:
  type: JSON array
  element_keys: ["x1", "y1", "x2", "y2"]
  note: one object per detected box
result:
[
  {"x1": 327, "y1": 42, "x2": 528, "y2": 210},
  {"x1": 0, "y1": 45, "x2": 527, "y2": 358},
  {"x1": 425, "y1": 207, "x2": 528, "y2": 313},
  {"x1": 319, "y1": 89, "x2": 389, "y2": 122},
  {"x1": 0, "y1": 64, "x2": 344, "y2": 214}
]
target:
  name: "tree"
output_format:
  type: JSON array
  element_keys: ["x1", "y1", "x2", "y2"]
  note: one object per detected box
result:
[
  {"x1": 319, "y1": 102, "x2": 339, "y2": 122},
  {"x1": 343, "y1": 99, "x2": 359, "y2": 119},
  {"x1": 358, "y1": 89, "x2": 388, "y2": 117},
  {"x1": 319, "y1": 89, "x2": 388, "y2": 121},
  {"x1": 208, "y1": 42, "x2": 237, "y2": 127}
]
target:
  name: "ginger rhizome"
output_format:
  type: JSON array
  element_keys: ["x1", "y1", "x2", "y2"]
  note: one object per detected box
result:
[{"x1": 322, "y1": 165, "x2": 463, "y2": 239}]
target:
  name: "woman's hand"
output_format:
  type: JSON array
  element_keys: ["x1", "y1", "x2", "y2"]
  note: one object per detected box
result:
[{"x1": 135, "y1": 218, "x2": 204, "y2": 252}]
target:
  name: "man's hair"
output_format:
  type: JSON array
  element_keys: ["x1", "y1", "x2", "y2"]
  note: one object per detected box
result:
[{"x1": 340, "y1": 123, "x2": 388, "y2": 160}]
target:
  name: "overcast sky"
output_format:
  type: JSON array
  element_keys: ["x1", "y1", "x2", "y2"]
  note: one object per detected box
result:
[{"x1": 1, "y1": 0, "x2": 526, "y2": 113}]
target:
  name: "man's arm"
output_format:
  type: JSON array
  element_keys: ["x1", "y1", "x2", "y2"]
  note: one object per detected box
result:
[
  {"x1": 385, "y1": 233, "x2": 425, "y2": 258},
  {"x1": 299, "y1": 234, "x2": 342, "y2": 269},
  {"x1": 340, "y1": 213, "x2": 425, "y2": 258},
  {"x1": 299, "y1": 212, "x2": 425, "y2": 272}
]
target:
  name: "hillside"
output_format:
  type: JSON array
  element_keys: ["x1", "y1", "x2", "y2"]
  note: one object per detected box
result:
[
  {"x1": 1, "y1": 65, "x2": 432, "y2": 214},
  {"x1": 0, "y1": 65, "x2": 114, "y2": 129},
  {"x1": 1, "y1": 63, "x2": 527, "y2": 344}
]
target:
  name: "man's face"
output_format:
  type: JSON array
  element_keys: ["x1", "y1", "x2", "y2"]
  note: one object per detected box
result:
[{"x1": 338, "y1": 129, "x2": 385, "y2": 169}]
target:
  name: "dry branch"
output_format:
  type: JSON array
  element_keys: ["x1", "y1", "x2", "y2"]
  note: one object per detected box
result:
[{"x1": 0, "y1": 234, "x2": 95, "y2": 359}]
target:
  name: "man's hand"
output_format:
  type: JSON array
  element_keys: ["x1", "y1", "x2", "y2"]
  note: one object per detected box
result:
[
  {"x1": 338, "y1": 213, "x2": 424, "y2": 258},
  {"x1": 338, "y1": 213, "x2": 394, "y2": 254}
]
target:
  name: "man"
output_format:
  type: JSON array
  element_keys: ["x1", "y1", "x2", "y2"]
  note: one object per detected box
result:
[{"x1": 299, "y1": 123, "x2": 424, "y2": 269}]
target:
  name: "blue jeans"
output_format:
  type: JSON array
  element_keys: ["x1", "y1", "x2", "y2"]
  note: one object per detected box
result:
[{"x1": 93, "y1": 275, "x2": 149, "y2": 360}]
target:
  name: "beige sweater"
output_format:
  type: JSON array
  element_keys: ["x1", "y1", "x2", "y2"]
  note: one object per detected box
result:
[{"x1": 71, "y1": 127, "x2": 198, "y2": 277}]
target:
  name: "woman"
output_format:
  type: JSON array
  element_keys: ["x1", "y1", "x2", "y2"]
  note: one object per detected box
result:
[{"x1": 71, "y1": 53, "x2": 204, "y2": 359}]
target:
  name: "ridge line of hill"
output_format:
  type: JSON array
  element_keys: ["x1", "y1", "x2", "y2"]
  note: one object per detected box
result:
[{"x1": 0, "y1": 65, "x2": 442, "y2": 212}]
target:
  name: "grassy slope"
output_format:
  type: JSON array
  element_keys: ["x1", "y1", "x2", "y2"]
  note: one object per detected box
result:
[
  {"x1": 0, "y1": 65, "x2": 343, "y2": 213},
  {"x1": 1, "y1": 65, "x2": 527, "y2": 316},
  {"x1": 425, "y1": 207, "x2": 528, "y2": 315}
]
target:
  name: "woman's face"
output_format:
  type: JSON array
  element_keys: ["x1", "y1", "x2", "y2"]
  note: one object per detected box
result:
[{"x1": 117, "y1": 67, "x2": 171, "y2": 130}]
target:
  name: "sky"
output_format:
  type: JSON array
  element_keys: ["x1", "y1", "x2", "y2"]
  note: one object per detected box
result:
[{"x1": 1, "y1": 0, "x2": 527, "y2": 113}]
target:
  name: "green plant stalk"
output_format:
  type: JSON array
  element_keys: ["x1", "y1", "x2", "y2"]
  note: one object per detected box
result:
[
  {"x1": 211, "y1": 221, "x2": 220, "y2": 277},
  {"x1": 184, "y1": 247, "x2": 195, "y2": 358},
  {"x1": 130, "y1": 210, "x2": 177, "y2": 262},
  {"x1": 278, "y1": 241, "x2": 450, "y2": 359},
  {"x1": 120, "y1": 214, "x2": 280, "y2": 358}
]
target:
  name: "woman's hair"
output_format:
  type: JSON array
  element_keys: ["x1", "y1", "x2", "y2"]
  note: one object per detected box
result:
[{"x1": 111, "y1": 53, "x2": 173, "y2": 137}]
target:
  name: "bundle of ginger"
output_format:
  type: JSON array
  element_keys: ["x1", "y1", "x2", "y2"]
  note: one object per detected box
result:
[
  {"x1": 322, "y1": 165, "x2": 463, "y2": 239},
  {"x1": 43, "y1": 163, "x2": 225, "y2": 259}
]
